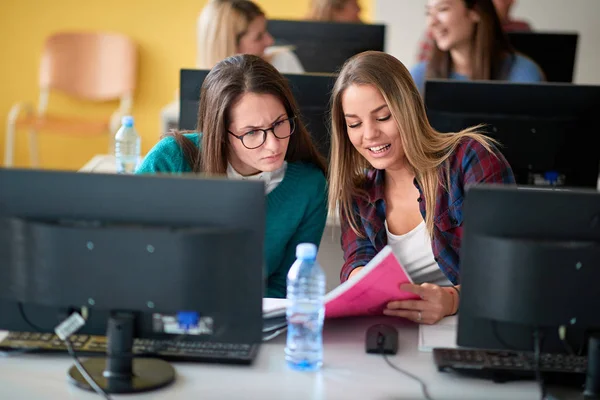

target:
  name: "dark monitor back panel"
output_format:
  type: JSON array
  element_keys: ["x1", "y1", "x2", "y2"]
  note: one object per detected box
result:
[
  {"x1": 425, "y1": 80, "x2": 600, "y2": 188},
  {"x1": 0, "y1": 169, "x2": 265, "y2": 344},
  {"x1": 457, "y1": 186, "x2": 600, "y2": 353},
  {"x1": 267, "y1": 19, "x2": 385, "y2": 73},
  {"x1": 507, "y1": 32, "x2": 578, "y2": 83},
  {"x1": 180, "y1": 69, "x2": 336, "y2": 159}
]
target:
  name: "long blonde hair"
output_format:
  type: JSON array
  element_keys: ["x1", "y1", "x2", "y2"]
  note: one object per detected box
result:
[
  {"x1": 196, "y1": 0, "x2": 264, "y2": 69},
  {"x1": 307, "y1": 0, "x2": 351, "y2": 21},
  {"x1": 328, "y1": 51, "x2": 496, "y2": 237}
]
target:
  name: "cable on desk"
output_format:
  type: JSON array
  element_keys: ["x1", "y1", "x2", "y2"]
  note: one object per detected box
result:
[
  {"x1": 381, "y1": 351, "x2": 433, "y2": 400},
  {"x1": 17, "y1": 303, "x2": 47, "y2": 333},
  {"x1": 17, "y1": 305, "x2": 112, "y2": 400},
  {"x1": 558, "y1": 325, "x2": 576, "y2": 356},
  {"x1": 64, "y1": 338, "x2": 112, "y2": 400},
  {"x1": 0, "y1": 348, "x2": 39, "y2": 357},
  {"x1": 533, "y1": 329, "x2": 546, "y2": 400}
]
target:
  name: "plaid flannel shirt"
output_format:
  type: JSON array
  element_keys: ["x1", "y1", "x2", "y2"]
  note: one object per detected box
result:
[{"x1": 340, "y1": 138, "x2": 515, "y2": 285}]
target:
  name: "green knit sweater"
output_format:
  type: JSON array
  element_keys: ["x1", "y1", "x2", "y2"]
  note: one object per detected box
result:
[{"x1": 136, "y1": 134, "x2": 328, "y2": 298}]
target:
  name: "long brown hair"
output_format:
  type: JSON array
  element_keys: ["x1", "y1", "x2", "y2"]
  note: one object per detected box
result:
[
  {"x1": 329, "y1": 51, "x2": 496, "y2": 237},
  {"x1": 167, "y1": 54, "x2": 326, "y2": 175},
  {"x1": 427, "y1": 0, "x2": 513, "y2": 80}
]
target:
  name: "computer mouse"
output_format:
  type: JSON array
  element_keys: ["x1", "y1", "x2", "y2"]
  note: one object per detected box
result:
[{"x1": 365, "y1": 324, "x2": 398, "y2": 355}]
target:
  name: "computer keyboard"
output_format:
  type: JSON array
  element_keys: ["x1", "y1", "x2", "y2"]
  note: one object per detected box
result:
[
  {"x1": 433, "y1": 348, "x2": 587, "y2": 383},
  {"x1": 0, "y1": 331, "x2": 259, "y2": 365}
]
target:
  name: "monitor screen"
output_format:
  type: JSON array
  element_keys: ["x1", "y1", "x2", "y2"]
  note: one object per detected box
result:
[
  {"x1": 0, "y1": 168, "x2": 265, "y2": 344},
  {"x1": 267, "y1": 19, "x2": 385, "y2": 73},
  {"x1": 425, "y1": 80, "x2": 600, "y2": 188},
  {"x1": 507, "y1": 32, "x2": 578, "y2": 83},
  {"x1": 458, "y1": 185, "x2": 600, "y2": 354}
]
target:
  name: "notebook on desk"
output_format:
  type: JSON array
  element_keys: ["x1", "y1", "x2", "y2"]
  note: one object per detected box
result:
[
  {"x1": 418, "y1": 315, "x2": 458, "y2": 352},
  {"x1": 262, "y1": 298, "x2": 288, "y2": 339}
]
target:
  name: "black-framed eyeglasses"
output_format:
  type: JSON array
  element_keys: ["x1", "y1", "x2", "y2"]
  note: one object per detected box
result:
[{"x1": 228, "y1": 116, "x2": 296, "y2": 149}]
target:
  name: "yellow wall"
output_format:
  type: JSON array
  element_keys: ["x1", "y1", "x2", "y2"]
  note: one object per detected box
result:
[{"x1": 0, "y1": 0, "x2": 371, "y2": 170}]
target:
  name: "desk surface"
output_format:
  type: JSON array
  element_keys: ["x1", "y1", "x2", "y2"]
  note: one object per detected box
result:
[{"x1": 0, "y1": 317, "x2": 562, "y2": 400}]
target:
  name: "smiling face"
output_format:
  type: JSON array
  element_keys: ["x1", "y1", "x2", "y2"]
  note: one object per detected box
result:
[
  {"x1": 238, "y1": 16, "x2": 275, "y2": 58},
  {"x1": 341, "y1": 84, "x2": 406, "y2": 171},
  {"x1": 426, "y1": 0, "x2": 480, "y2": 52},
  {"x1": 227, "y1": 92, "x2": 290, "y2": 176}
]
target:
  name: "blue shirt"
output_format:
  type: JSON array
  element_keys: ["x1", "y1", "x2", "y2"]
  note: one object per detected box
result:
[{"x1": 410, "y1": 53, "x2": 544, "y2": 94}]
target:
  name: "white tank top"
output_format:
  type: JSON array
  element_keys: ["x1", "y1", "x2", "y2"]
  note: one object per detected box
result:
[{"x1": 385, "y1": 220, "x2": 452, "y2": 286}]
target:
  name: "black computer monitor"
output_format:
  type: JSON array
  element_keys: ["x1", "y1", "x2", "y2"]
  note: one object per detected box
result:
[
  {"x1": 0, "y1": 168, "x2": 265, "y2": 394},
  {"x1": 267, "y1": 19, "x2": 385, "y2": 73},
  {"x1": 424, "y1": 80, "x2": 600, "y2": 188},
  {"x1": 507, "y1": 32, "x2": 578, "y2": 83},
  {"x1": 458, "y1": 185, "x2": 600, "y2": 357},
  {"x1": 180, "y1": 69, "x2": 336, "y2": 159}
]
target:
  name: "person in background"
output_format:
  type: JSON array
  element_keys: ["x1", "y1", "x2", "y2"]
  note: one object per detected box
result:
[
  {"x1": 417, "y1": 0, "x2": 532, "y2": 62},
  {"x1": 410, "y1": 0, "x2": 543, "y2": 94},
  {"x1": 328, "y1": 51, "x2": 515, "y2": 324},
  {"x1": 306, "y1": 0, "x2": 362, "y2": 23},
  {"x1": 161, "y1": 0, "x2": 305, "y2": 137},
  {"x1": 197, "y1": 0, "x2": 304, "y2": 73},
  {"x1": 138, "y1": 55, "x2": 327, "y2": 298}
]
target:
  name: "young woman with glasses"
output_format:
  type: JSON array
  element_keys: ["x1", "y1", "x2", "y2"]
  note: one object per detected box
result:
[{"x1": 137, "y1": 54, "x2": 327, "y2": 298}]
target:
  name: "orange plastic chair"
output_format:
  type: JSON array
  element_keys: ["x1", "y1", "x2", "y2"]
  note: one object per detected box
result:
[{"x1": 4, "y1": 32, "x2": 137, "y2": 167}]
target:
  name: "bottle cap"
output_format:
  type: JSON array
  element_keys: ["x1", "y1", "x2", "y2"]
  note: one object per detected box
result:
[
  {"x1": 121, "y1": 115, "x2": 134, "y2": 127},
  {"x1": 296, "y1": 243, "x2": 317, "y2": 259}
]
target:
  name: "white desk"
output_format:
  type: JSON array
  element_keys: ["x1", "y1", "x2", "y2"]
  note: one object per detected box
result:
[{"x1": 1, "y1": 317, "x2": 572, "y2": 400}]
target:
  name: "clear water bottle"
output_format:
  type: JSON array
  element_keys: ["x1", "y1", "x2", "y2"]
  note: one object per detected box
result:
[
  {"x1": 114, "y1": 115, "x2": 141, "y2": 174},
  {"x1": 285, "y1": 243, "x2": 326, "y2": 371}
]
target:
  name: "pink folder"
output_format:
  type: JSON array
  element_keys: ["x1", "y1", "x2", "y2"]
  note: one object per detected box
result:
[{"x1": 325, "y1": 245, "x2": 420, "y2": 318}]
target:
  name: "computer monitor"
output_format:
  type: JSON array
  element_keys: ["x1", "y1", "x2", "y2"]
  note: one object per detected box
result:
[
  {"x1": 424, "y1": 80, "x2": 600, "y2": 188},
  {"x1": 507, "y1": 32, "x2": 578, "y2": 83},
  {"x1": 458, "y1": 185, "x2": 600, "y2": 356},
  {"x1": 180, "y1": 69, "x2": 336, "y2": 159},
  {"x1": 267, "y1": 19, "x2": 385, "y2": 73},
  {"x1": 0, "y1": 168, "x2": 265, "y2": 394}
]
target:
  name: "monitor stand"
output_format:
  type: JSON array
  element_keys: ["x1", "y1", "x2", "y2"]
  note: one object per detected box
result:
[
  {"x1": 68, "y1": 312, "x2": 175, "y2": 394},
  {"x1": 585, "y1": 334, "x2": 600, "y2": 398}
]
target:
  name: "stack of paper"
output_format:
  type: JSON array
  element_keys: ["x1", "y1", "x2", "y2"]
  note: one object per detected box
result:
[
  {"x1": 262, "y1": 298, "x2": 288, "y2": 340},
  {"x1": 418, "y1": 315, "x2": 458, "y2": 352}
]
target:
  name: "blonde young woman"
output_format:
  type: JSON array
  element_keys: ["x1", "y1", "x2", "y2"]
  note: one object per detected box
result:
[
  {"x1": 328, "y1": 51, "x2": 515, "y2": 324},
  {"x1": 197, "y1": 0, "x2": 304, "y2": 73},
  {"x1": 306, "y1": 0, "x2": 362, "y2": 23},
  {"x1": 161, "y1": 0, "x2": 304, "y2": 134}
]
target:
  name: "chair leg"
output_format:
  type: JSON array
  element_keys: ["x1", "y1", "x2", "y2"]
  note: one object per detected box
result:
[
  {"x1": 4, "y1": 120, "x2": 16, "y2": 167},
  {"x1": 28, "y1": 128, "x2": 39, "y2": 168}
]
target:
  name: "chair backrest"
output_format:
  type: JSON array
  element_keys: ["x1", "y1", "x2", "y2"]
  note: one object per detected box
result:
[{"x1": 39, "y1": 32, "x2": 137, "y2": 101}]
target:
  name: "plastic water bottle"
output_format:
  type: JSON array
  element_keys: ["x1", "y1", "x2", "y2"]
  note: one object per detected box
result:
[
  {"x1": 285, "y1": 243, "x2": 326, "y2": 371},
  {"x1": 114, "y1": 115, "x2": 141, "y2": 174}
]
